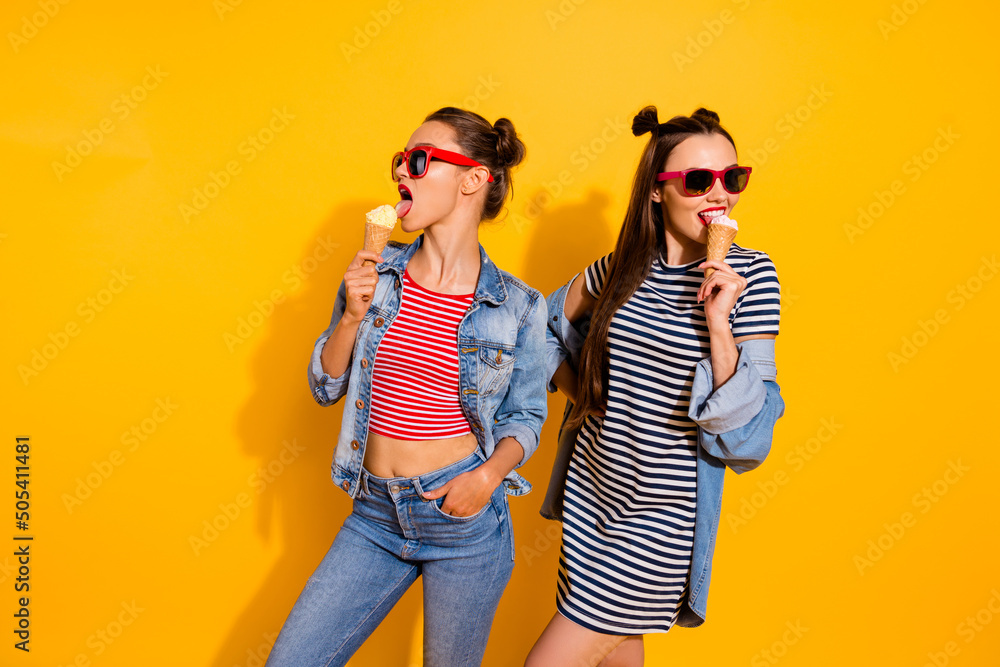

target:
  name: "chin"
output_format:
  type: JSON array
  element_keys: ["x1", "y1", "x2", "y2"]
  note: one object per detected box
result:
[{"x1": 399, "y1": 217, "x2": 423, "y2": 234}]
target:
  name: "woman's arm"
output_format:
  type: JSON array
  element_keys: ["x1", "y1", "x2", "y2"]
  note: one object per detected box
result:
[
  {"x1": 688, "y1": 339, "x2": 784, "y2": 473},
  {"x1": 563, "y1": 272, "x2": 596, "y2": 323},
  {"x1": 307, "y1": 249, "x2": 383, "y2": 406},
  {"x1": 422, "y1": 436, "x2": 525, "y2": 516},
  {"x1": 320, "y1": 249, "x2": 384, "y2": 375},
  {"x1": 698, "y1": 258, "x2": 747, "y2": 388},
  {"x1": 423, "y1": 294, "x2": 549, "y2": 516},
  {"x1": 550, "y1": 360, "x2": 580, "y2": 404},
  {"x1": 545, "y1": 269, "x2": 598, "y2": 400}
]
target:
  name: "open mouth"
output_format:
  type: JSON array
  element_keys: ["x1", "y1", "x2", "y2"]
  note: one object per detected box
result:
[
  {"x1": 396, "y1": 185, "x2": 412, "y2": 218},
  {"x1": 396, "y1": 183, "x2": 413, "y2": 218},
  {"x1": 697, "y1": 207, "x2": 726, "y2": 226}
]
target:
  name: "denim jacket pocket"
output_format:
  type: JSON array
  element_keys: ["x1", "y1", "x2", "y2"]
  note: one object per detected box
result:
[{"x1": 478, "y1": 346, "x2": 516, "y2": 397}]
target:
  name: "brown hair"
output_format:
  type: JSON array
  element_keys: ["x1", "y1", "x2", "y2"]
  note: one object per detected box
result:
[
  {"x1": 567, "y1": 106, "x2": 737, "y2": 429},
  {"x1": 424, "y1": 107, "x2": 526, "y2": 220}
]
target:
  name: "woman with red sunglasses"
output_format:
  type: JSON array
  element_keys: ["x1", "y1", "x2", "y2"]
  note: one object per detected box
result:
[
  {"x1": 526, "y1": 107, "x2": 785, "y2": 666},
  {"x1": 266, "y1": 108, "x2": 547, "y2": 667}
]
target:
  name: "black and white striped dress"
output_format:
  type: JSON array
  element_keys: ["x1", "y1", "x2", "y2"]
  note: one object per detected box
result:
[{"x1": 557, "y1": 245, "x2": 781, "y2": 634}]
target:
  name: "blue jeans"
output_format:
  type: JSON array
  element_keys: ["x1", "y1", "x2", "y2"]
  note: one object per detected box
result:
[{"x1": 265, "y1": 452, "x2": 516, "y2": 667}]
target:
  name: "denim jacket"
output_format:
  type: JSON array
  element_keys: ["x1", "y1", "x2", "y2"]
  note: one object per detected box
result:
[
  {"x1": 542, "y1": 275, "x2": 785, "y2": 628},
  {"x1": 307, "y1": 234, "x2": 548, "y2": 499}
]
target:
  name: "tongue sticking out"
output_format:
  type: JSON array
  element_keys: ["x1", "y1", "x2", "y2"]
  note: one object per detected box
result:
[{"x1": 395, "y1": 200, "x2": 412, "y2": 218}]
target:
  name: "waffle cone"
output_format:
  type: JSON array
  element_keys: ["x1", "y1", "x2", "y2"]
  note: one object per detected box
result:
[
  {"x1": 363, "y1": 223, "x2": 393, "y2": 266},
  {"x1": 704, "y1": 224, "x2": 738, "y2": 277}
]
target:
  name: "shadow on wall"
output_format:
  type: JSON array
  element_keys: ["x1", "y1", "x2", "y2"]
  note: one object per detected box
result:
[
  {"x1": 211, "y1": 200, "x2": 423, "y2": 667},
  {"x1": 480, "y1": 188, "x2": 617, "y2": 664}
]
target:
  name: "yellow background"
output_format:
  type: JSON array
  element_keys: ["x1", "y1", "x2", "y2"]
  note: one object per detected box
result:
[{"x1": 3, "y1": 0, "x2": 999, "y2": 665}]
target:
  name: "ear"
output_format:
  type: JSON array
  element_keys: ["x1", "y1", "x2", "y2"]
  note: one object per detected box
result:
[
  {"x1": 651, "y1": 185, "x2": 662, "y2": 203},
  {"x1": 461, "y1": 167, "x2": 492, "y2": 195}
]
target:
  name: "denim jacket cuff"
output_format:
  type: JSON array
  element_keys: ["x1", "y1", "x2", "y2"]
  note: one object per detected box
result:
[
  {"x1": 689, "y1": 344, "x2": 770, "y2": 435},
  {"x1": 308, "y1": 334, "x2": 350, "y2": 406},
  {"x1": 493, "y1": 423, "x2": 538, "y2": 468}
]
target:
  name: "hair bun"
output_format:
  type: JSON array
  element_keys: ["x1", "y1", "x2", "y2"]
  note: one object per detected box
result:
[
  {"x1": 493, "y1": 118, "x2": 526, "y2": 169},
  {"x1": 692, "y1": 107, "x2": 721, "y2": 123},
  {"x1": 632, "y1": 106, "x2": 660, "y2": 137}
]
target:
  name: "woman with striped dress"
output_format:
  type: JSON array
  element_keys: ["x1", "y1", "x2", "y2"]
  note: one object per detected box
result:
[{"x1": 526, "y1": 106, "x2": 785, "y2": 666}]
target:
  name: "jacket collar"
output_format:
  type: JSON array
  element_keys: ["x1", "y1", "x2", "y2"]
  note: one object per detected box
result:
[{"x1": 379, "y1": 233, "x2": 508, "y2": 305}]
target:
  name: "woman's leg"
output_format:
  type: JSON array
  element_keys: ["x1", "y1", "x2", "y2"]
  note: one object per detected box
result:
[
  {"x1": 265, "y1": 506, "x2": 419, "y2": 666},
  {"x1": 414, "y1": 466, "x2": 516, "y2": 666},
  {"x1": 600, "y1": 636, "x2": 644, "y2": 667},
  {"x1": 525, "y1": 612, "x2": 635, "y2": 667}
]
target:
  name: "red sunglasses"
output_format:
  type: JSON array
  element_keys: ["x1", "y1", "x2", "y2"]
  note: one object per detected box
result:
[
  {"x1": 391, "y1": 147, "x2": 494, "y2": 183},
  {"x1": 656, "y1": 166, "x2": 752, "y2": 196}
]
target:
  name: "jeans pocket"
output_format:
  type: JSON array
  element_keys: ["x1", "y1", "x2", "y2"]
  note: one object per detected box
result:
[{"x1": 430, "y1": 496, "x2": 492, "y2": 522}]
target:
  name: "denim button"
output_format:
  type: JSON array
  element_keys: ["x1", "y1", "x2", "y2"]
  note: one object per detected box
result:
[
  {"x1": 355, "y1": 399, "x2": 364, "y2": 409},
  {"x1": 394, "y1": 278, "x2": 400, "y2": 289},
  {"x1": 374, "y1": 317, "x2": 385, "y2": 327},
  {"x1": 390, "y1": 484, "x2": 401, "y2": 493},
  {"x1": 351, "y1": 440, "x2": 360, "y2": 450},
  {"x1": 360, "y1": 358, "x2": 368, "y2": 368},
  {"x1": 341, "y1": 481, "x2": 350, "y2": 491}
]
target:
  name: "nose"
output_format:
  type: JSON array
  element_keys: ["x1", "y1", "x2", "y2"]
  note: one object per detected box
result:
[
  {"x1": 705, "y1": 176, "x2": 728, "y2": 202},
  {"x1": 393, "y1": 155, "x2": 407, "y2": 182}
]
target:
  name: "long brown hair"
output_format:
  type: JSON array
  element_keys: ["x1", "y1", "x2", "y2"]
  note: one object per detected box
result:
[
  {"x1": 566, "y1": 106, "x2": 738, "y2": 430},
  {"x1": 424, "y1": 107, "x2": 526, "y2": 220}
]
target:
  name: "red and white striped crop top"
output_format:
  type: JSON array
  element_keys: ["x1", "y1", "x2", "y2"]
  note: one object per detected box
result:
[{"x1": 367, "y1": 269, "x2": 476, "y2": 440}]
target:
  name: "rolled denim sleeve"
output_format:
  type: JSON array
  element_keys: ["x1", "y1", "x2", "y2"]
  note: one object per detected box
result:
[
  {"x1": 493, "y1": 294, "x2": 549, "y2": 468},
  {"x1": 688, "y1": 339, "x2": 785, "y2": 474},
  {"x1": 545, "y1": 274, "x2": 587, "y2": 392},
  {"x1": 307, "y1": 280, "x2": 352, "y2": 406}
]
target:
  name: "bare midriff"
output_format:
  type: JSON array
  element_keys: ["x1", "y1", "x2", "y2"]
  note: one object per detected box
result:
[{"x1": 363, "y1": 431, "x2": 479, "y2": 478}]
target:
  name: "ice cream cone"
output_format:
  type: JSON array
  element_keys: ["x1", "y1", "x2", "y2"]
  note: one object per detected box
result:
[
  {"x1": 363, "y1": 223, "x2": 393, "y2": 264},
  {"x1": 705, "y1": 220, "x2": 738, "y2": 278},
  {"x1": 362, "y1": 205, "x2": 397, "y2": 266}
]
